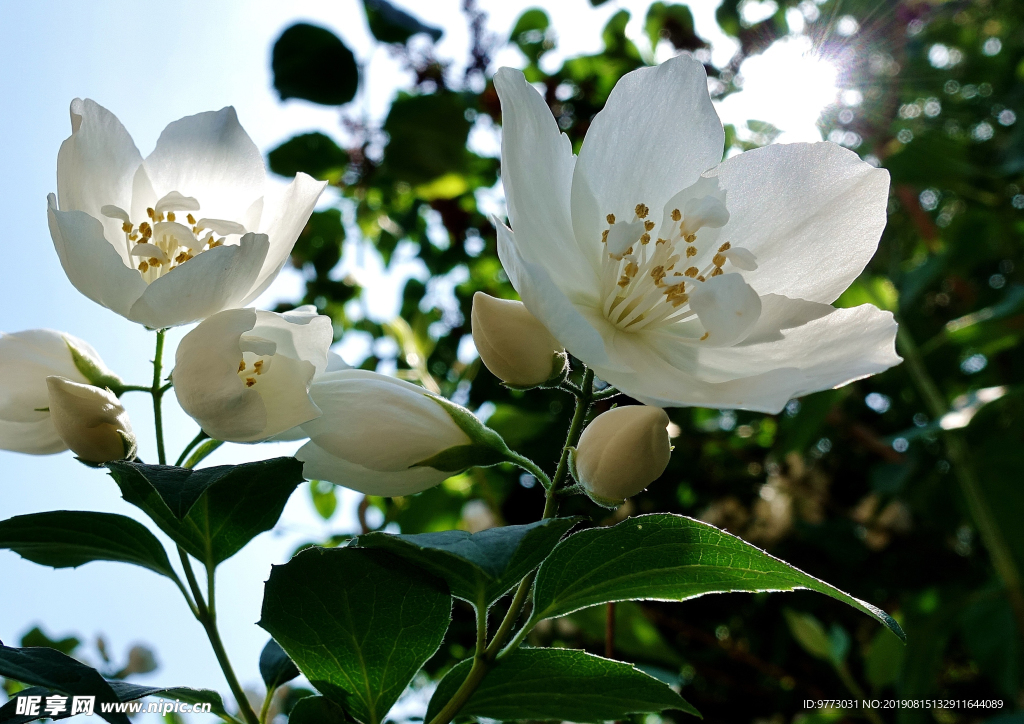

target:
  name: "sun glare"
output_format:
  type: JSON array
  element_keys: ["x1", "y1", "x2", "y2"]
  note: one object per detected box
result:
[{"x1": 717, "y1": 34, "x2": 840, "y2": 145}]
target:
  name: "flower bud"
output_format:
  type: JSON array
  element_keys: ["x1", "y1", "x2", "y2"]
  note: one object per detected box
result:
[
  {"x1": 574, "y1": 405, "x2": 672, "y2": 507},
  {"x1": 296, "y1": 369, "x2": 509, "y2": 497},
  {"x1": 173, "y1": 306, "x2": 332, "y2": 442},
  {"x1": 471, "y1": 292, "x2": 566, "y2": 388},
  {"x1": 0, "y1": 329, "x2": 120, "y2": 455},
  {"x1": 45, "y1": 376, "x2": 136, "y2": 464}
]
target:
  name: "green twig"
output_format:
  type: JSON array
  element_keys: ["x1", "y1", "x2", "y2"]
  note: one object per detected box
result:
[
  {"x1": 177, "y1": 547, "x2": 259, "y2": 724},
  {"x1": 258, "y1": 686, "x2": 277, "y2": 724},
  {"x1": 151, "y1": 330, "x2": 167, "y2": 466},
  {"x1": 175, "y1": 431, "x2": 210, "y2": 467},
  {"x1": 427, "y1": 368, "x2": 598, "y2": 724},
  {"x1": 117, "y1": 384, "x2": 156, "y2": 394},
  {"x1": 897, "y1": 327, "x2": 1024, "y2": 634},
  {"x1": 504, "y1": 450, "x2": 553, "y2": 490}
]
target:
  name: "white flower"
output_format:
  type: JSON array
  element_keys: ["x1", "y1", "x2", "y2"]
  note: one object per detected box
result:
[
  {"x1": 294, "y1": 370, "x2": 475, "y2": 497},
  {"x1": 173, "y1": 306, "x2": 333, "y2": 442},
  {"x1": 493, "y1": 56, "x2": 901, "y2": 413},
  {"x1": 46, "y1": 376, "x2": 136, "y2": 464},
  {"x1": 574, "y1": 405, "x2": 672, "y2": 507},
  {"x1": 471, "y1": 292, "x2": 566, "y2": 388},
  {"x1": 48, "y1": 99, "x2": 327, "y2": 329},
  {"x1": 0, "y1": 329, "x2": 120, "y2": 455}
]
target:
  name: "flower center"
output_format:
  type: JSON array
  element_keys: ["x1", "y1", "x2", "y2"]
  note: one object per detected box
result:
[
  {"x1": 237, "y1": 353, "x2": 271, "y2": 389},
  {"x1": 598, "y1": 194, "x2": 756, "y2": 336},
  {"x1": 101, "y1": 191, "x2": 246, "y2": 284}
]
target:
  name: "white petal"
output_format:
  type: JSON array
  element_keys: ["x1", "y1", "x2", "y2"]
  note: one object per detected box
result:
[
  {"x1": 571, "y1": 54, "x2": 724, "y2": 255},
  {"x1": 127, "y1": 232, "x2": 270, "y2": 328},
  {"x1": 129, "y1": 242, "x2": 170, "y2": 262},
  {"x1": 197, "y1": 218, "x2": 246, "y2": 236},
  {"x1": 325, "y1": 351, "x2": 350, "y2": 372},
  {"x1": 301, "y1": 369, "x2": 468, "y2": 471},
  {"x1": 239, "y1": 173, "x2": 327, "y2": 306},
  {"x1": 0, "y1": 417, "x2": 67, "y2": 455},
  {"x1": 0, "y1": 329, "x2": 89, "y2": 424},
  {"x1": 141, "y1": 106, "x2": 265, "y2": 222},
  {"x1": 243, "y1": 352, "x2": 321, "y2": 441},
  {"x1": 296, "y1": 440, "x2": 451, "y2": 497},
  {"x1": 605, "y1": 219, "x2": 646, "y2": 257},
  {"x1": 173, "y1": 308, "x2": 268, "y2": 441},
  {"x1": 57, "y1": 99, "x2": 143, "y2": 261},
  {"x1": 707, "y1": 142, "x2": 890, "y2": 303},
  {"x1": 495, "y1": 220, "x2": 614, "y2": 367},
  {"x1": 47, "y1": 196, "x2": 148, "y2": 319},
  {"x1": 100, "y1": 205, "x2": 130, "y2": 222},
  {"x1": 493, "y1": 68, "x2": 598, "y2": 292},
  {"x1": 251, "y1": 309, "x2": 333, "y2": 375},
  {"x1": 591, "y1": 331, "x2": 809, "y2": 412},
  {"x1": 687, "y1": 273, "x2": 762, "y2": 346},
  {"x1": 724, "y1": 247, "x2": 757, "y2": 271},
  {"x1": 696, "y1": 300, "x2": 902, "y2": 395},
  {"x1": 154, "y1": 191, "x2": 201, "y2": 214}
]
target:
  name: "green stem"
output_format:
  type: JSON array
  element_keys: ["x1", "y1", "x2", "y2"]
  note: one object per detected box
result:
[
  {"x1": 428, "y1": 368, "x2": 598, "y2": 724},
  {"x1": 184, "y1": 439, "x2": 225, "y2": 469},
  {"x1": 177, "y1": 547, "x2": 259, "y2": 724},
  {"x1": 504, "y1": 451, "x2": 552, "y2": 490},
  {"x1": 258, "y1": 685, "x2": 277, "y2": 724},
  {"x1": 152, "y1": 329, "x2": 168, "y2": 465},
  {"x1": 117, "y1": 384, "x2": 157, "y2": 394},
  {"x1": 175, "y1": 431, "x2": 209, "y2": 467},
  {"x1": 475, "y1": 597, "x2": 488, "y2": 658},
  {"x1": 897, "y1": 327, "x2": 1024, "y2": 633},
  {"x1": 834, "y1": 662, "x2": 882, "y2": 724}
]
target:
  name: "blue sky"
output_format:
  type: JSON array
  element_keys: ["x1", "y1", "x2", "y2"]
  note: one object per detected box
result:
[{"x1": 0, "y1": 0, "x2": 836, "y2": 718}]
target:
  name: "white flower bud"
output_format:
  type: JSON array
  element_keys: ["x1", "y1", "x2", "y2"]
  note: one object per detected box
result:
[
  {"x1": 471, "y1": 292, "x2": 566, "y2": 388},
  {"x1": 574, "y1": 405, "x2": 672, "y2": 507},
  {"x1": 295, "y1": 370, "x2": 507, "y2": 497},
  {"x1": 173, "y1": 307, "x2": 332, "y2": 442},
  {"x1": 0, "y1": 329, "x2": 120, "y2": 455},
  {"x1": 45, "y1": 376, "x2": 136, "y2": 464}
]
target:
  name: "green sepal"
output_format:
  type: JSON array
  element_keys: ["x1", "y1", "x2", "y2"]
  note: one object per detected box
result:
[
  {"x1": 64, "y1": 336, "x2": 124, "y2": 394},
  {"x1": 412, "y1": 395, "x2": 516, "y2": 472},
  {"x1": 501, "y1": 350, "x2": 570, "y2": 391},
  {"x1": 117, "y1": 429, "x2": 137, "y2": 461},
  {"x1": 411, "y1": 443, "x2": 509, "y2": 473}
]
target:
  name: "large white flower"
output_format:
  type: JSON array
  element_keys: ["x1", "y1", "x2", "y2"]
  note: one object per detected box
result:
[
  {"x1": 173, "y1": 306, "x2": 333, "y2": 443},
  {"x1": 493, "y1": 56, "x2": 901, "y2": 413},
  {"x1": 0, "y1": 329, "x2": 120, "y2": 455},
  {"x1": 48, "y1": 99, "x2": 327, "y2": 329}
]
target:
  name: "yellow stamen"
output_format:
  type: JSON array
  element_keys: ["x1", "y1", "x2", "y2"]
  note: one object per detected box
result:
[
  {"x1": 238, "y1": 360, "x2": 246, "y2": 373},
  {"x1": 644, "y1": 220, "x2": 655, "y2": 231},
  {"x1": 686, "y1": 246, "x2": 697, "y2": 258},
  {"x1": 187, "y1": 213, "x2": 196, "y2": 225},
  {"x1": 671, "y1": 209, "x2": 681, "y2": 221},
  {"x1": 718, "y1": 241, "x2": 732, "y2": 252},
  {"x1": 635, "y1": 203, "x2": 649, "y2": 219},
  {"x1": 167, "y1": 211, "x2": 176, "y2": 222},
  {"x1": 606, "y1": 214, "x2": 616, "y2": 224},
  {"x1": 245, "y1": 377, "x2": 256, "y2": 387},
  {"x1": 138, "y1": 261, "x2": 149, "y2": 273},
  {"x1": 684, "y1": 267, "x2": 698, "y2": 278},
  {"x1": 700, "y1": 331, "x2": 710, "y2": 341}
]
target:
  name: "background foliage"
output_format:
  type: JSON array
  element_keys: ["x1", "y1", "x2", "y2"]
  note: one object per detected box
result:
[{"x1": 264, "y1": 0, "x2": 1024, "y2": 720}]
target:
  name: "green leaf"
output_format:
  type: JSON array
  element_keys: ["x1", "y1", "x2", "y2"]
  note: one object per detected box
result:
[
  {"x1": 268, "y1": 133, "x2": 349, "y2": 182},
  {"x1": 644, "y1": 2, "x2": 706, "y2": 52},
  {"x1": 259, "y1": 639, "x2": 300, "y2": 690},
  {"x1": 784, "y1": 609, "x2": 835, "y2": 663},
  {"x1": 309, "y1": 480, "x2": 338, "y2": 521},
  {"x1": 259, "y1": 547, "x2": 451, "y2": 724},
  {"x1": 510, "y1": 9, "x2": 552, "y2": 64},
  {"x1": 288, "y1": 695, "x2": 350, "y2": 724},
  {"x1": 352, "y1": 517, "x2": 579, "y2": 609},
  {"x1": 104, "y1": 682, "x2": 228, "y2": 719},
  {"x1": 529, "y1": 514, "x2": 906, "y2": 641},
  {"x1": 381, "y1": 92, "x2": 472, "y2": 185},
  {"x1": 0, "y1": 645, "x2": 128, "y2": 724},
  {"x1": 424, "y1": 648, "x2": 699, "y2": 722},
  {"x1": 19, "y1": 628, "x2": 79, "y2": 657},
  {"x1": 363, "y1": 0, "x2": 442, "y2": 44},
  {"x1": 272, "y1": 24, "x2": 358, "y2": 105},
  {"x1": 0, "y1": 511, "x2": 175, "y2": 580},
  {"x1": 105, "y1": 458, "x2": 305, "y2": 568}
]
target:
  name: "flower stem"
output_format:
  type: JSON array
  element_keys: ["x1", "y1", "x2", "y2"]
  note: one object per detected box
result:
[
  {"x1": 897, "y1": 327, "x2": 1024, "y2": 632},
  {"x1": 175, "y1": 430, "x2": 209, "y2": 467},
  {"x1": 177, "y1": 547, "x2": 259, "y2": 724},
  {"x1": 151, "y1": 329, "x2": 168, "y2": 466},
  {"x1": 427, "y1": 367, "x2": 598, "y2": 724},
  {"x1": 258, "y1": 686, "x2": 277, "y2": 724}
]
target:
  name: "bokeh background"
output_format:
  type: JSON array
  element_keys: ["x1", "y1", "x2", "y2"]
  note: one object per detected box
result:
[{"x1": 2, "y1": 0, "x2": 1023, "y2": 721}]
